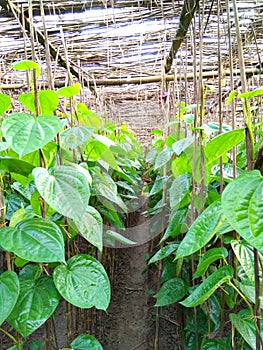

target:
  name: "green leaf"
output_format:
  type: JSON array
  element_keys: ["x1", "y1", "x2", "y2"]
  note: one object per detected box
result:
[
  {"x1": 30, "y1": 191, "x2": 56, "y2": 218},
  {"x1": 2, "y1": 113, "x2": 61, "y2": 156},
  {"x1": 155, "y1": 277, "x2": 187, "y2": 306},
  {"x1": 57, "y1": 83, "x2": 81, "y2": 97},
  {"x1": 227, "y1": 90, "x2": 237, "y2": 105},
  {"x1": 60, "y1": 126, "x2": 94, "y2": 150},
  {"x1": 169, "y1": 174, "x2": 191, "y2": 209},
  {"x1": 0, "y1": 93, "x2": 11, "y2": 114},
  {"x1": 54, "y1": 254, "x2": 110, "y2": 310},
  {"x1": 0, "y1": 271, "x2": 19, "y2": 325},
  {"x1": 70, "y1": 334, "x2": 103, "y2": 350},
  {"x1": 154, "y1": 148, "x2": 173, "y2": 170},
  {"x1": 160, "y1": 207, "x2": 188, "y2": 243},
  {"x1": 0, "y1": 157, "x2": 34, "y2": 176},
  {"x1": 204, "y1": 129, "x2": 245, "y2": 165},
  {"x1": 95, "y1": 181, "x2": 127, "y2": 213},
  {"x1": 194, "y1": 248, "x2": 228, "y2": 278},
  {"x1": 19, "y1": 264, "x2": 42, "y2": 281},
  {"x1": 33, "y1": 165, "x2": 90, "y2": 220},
  {"x1": 180, "y1": 266, "x2": 234, "y2": 307},
  {"x1": 201, "y1": 339, "x2": 230, "y2": 350},
  {"x1": 176, "y1": 200, "x2": 225, "y2": 259},
  {"x1": 172, "y1": 135, "x2": 194, "y2": 156},
  {"x1": 103, "y1": 230, "x2": 136, "y2": 247},
  {"x1": 12, "y1": 60, "x2": 40, "y2": 77},
  {"x1": 222, "y1": 170, "x2": 263, "y2": 249},
  {"x1": 230, "y1": 310, "x2": 256, "y2": 349},
  {"x1": 73, "y1": 206, "x2": 103, "y2": 252},
  {"x1": 148, "y1": 242, "x2": 179, "y2": 265},
  {"x1": 238, "y1": 87, "x2": 263, "y2": 99},
  {"x1": 0, "y1": 218, "x2": 65, "y2": 263},
  {"x1": 18, "y1": 90, "x2": 59, "y2": 115},
  {"x1": 231, "y1": 240, "x2": 258, "y2": 283},
  {"x1": 77, "y1": 104, "x2": 101, "y2": 130},
  {"x1": 8, "y1": 275, "x2": 60, "y2": 338},
  {"x1": 248, "y1": 181, "x2": 263, "y2": 237}
]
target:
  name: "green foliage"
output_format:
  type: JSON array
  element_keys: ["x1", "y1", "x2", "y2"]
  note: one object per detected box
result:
[
  {"x1": 0, "y1": 271, "x2": 19, "y2": 325},
  {"x1": 0, "y1": 60, "x2": 146, "y2": 348},
  {"x1": 53, "y1": 254, "x2": 110, "y2": 310},
  {"x1": 0, "y1": 61, "x2": 262, "y2": 349}
]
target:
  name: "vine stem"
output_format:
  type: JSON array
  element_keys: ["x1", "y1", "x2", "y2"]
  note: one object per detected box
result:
[{"x1": 0, "y1": 327, "x2": 18, "y2": 344}]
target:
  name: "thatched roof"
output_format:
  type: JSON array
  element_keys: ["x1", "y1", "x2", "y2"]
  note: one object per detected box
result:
[{"x1": 0, "y1": 0, "x2": 263, "y2": 142}]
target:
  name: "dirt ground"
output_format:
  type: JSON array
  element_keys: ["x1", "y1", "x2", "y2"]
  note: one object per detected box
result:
[{"x1": 98, "y1": 243, "x2": 183, "y2": 350}]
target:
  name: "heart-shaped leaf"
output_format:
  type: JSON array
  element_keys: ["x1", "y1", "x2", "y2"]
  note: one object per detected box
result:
[
  {"x1": 12, "y1": 60, "x2": 41, "y2": 77},
  {"x1": 2, "y1": 113, "x2": 61, "y2": 156},
  {"x1": 230, "y1": 309, "x2": 257, "y2": 349},
  {"x1": 0, "y1": 271, "x2": 20, "y2": 325},
  {"x1": 0, "y1": 218, "x2": 65, "y2": 263},
  {"x1": 73, "y1": 206, "x2": 103, "y2": 252},
  {"x1": 0, "y1": 93, "x2": 11, "y2": 115},
  {"x1": 54, "y1": 254, "x2": 110, "y2": 310},
  {"x1": 33, "y1": 166, "x2": 90, "y2": 220},
  {"x1": 57, "y1": 83, "x2": 81, "y2": 97},
  {"x1": 60, "y1": 126, "x2": 94, "y2": 150},
  {"x1": 222, "y1": 170, "x2": 263, "y2": 249},
  {"x1": 155, "y1": 277, "x2": 187, "y2": 306},
  {"x1": 70, "y1": 334, "x2": 103, "y2": 350},
  {"x1": 8, "y1": 275, "x2": 60, "y2": 338},
  {"x1": 18, "y1": 90, "x2": 59, "y2": 115}
]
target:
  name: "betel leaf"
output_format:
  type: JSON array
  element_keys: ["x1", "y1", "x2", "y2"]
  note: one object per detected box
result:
[
  {"x1": 160, "y1": 207, "x2": 188, "y2": 243},
  {"x1": 169, "y1": 174, "x2": 191, "y2": 209},
  {"x1": 201, "y1": 339, "x2": 230, "y2": 350},
  {"x1": 222, "y1": 170, "x2": 263, "y2": 249},
  {"x1": 103, "y1": 230, "x2": 136, "y2": 247},
  {"x1": 172, "y1": 134, "x2": 194, "y2": 156},
  {"x1": 0, "y1": 271, "x2": 19, "y2": 325},
  {"x1": 248, "y1": 181, "x2": 263, "y2": 237},
  {"x1": 33, "y1": 165, "x2": 90, "y2": 220},
  {"x1": 77, "y1": 105, "x2": 101, "y2": 130},
  {"x1": 95, "y1": 181, "x2": 127, "y2": 213},
  {"x1": 238, "y1": 87, "x2": 263, "y2": 99},
  {"x1": 148, "y1": 242, "x2": 179, "y2": 265},
  {"x1": 180, "y1": 266, "x2": 234, "y2": 307},
  {"x1": 204, "y1": 129, "x2": 245, "y2": 165},
  {"x1": 18, "y1": 90, "x2": 59, "y2": 115},
  {"x1": 227, "y1": 90, "x2": 238, "y2": 105},
  {"x1": 0, "y1": 93, "x2": 11, "y2": 115},
  {"x1": 73, "y1": 206, "x2": 103, "y2": 252},
  {"x1": 0, "y1": 157, "x2": 34, "y2": 176},
  {"x1": 176, "y1": 200, "x2": 225, "y2": 259},
  {"x1": 70, "y1": 334, "x2": 103, "y2": 350},
  {"x1": 57, "y1": 83, "x2": 81, "y2": 97},
  {"x1": 54, "y1": 254, "x2": 110, "y2": 310},
  {"x1": 60, "y1": 126, "x2": 94, "y2": 150},
  {"x1": 194, "y1": 247, "x2": 228, "y2": 278},
  {"x1": 155, "y1": 277, "x2": 187, "y2": 306},
  {"x1": 8, "y1": 275, "x2": 60, "y2": 338},
  {"x1": 230, "y1": 310, "x2": 256, "y2": 350},
  {"x1": 12, "y1": 60, "x2": 40, "y2": 77},
  {"x1": 0, "y1": 218, "x2": 65, "y2": 263},
  {"x1": 2, "y1": 113, "x2": 61, "y2": 156},
  {"x1": 154, "y1": 148, "x2": 173, "y2": 170},
  {"x1": 231, "y1": 240, "x2": 259, "y2": 284}
]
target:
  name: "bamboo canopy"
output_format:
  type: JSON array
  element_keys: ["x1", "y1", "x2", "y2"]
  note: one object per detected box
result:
[{"x1": 0, "y1": 0, "x2": 263, "y2": 141}]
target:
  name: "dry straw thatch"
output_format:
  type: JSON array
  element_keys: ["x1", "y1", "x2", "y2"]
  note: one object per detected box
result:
[{"x1": 0, "y1": 0, "x2": 263, "y2": 142}]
